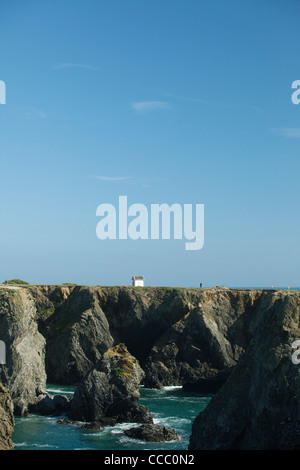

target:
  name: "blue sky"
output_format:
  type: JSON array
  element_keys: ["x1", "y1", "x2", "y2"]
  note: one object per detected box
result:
[{"x1": 0, "y1": 0, "x2": 300, "y2": 287}]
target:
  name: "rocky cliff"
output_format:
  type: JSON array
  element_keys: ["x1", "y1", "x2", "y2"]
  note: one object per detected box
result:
[
  {"x1": 29, "y1": 285, "x2": 266, "y2": 389},
  {"x1": 0, "y1": 285, "x2": 277, "y2": 393},
  {"x1": 70, "y1": 343, "x2": 152, "y2": 425},
  {"x1": 0, "y1": 382, "x2": 14, "y2": 450},
  {"x1": 0, "y1": 287, "x2": 47, "y2": 416},
  {"x1": 1, "y1": 282, "x2": 299, "y2": 451},
  {"x1": 189, "y1": 290, "x2": 300, "y2": 450}
]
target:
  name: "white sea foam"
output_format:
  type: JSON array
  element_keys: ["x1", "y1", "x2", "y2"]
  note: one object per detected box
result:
[
  {"x1": 110, "y1": 422, "x2": 139, "y2": 433},
  {"x1": 14, "y1": 442, "x2": 59, "y2": 449},
  {"x1": 47, "y1": 388, "x2": 74, "y2": 396},
  {"x1": 13, "y1": 383, "x2": 210, "y2": 450},
  {"x1": 154, "y1": 416, "x2": 191, "y2": 427},
  {"x1": 163, "y1": 386, "x2": 182, "y2": 391}
]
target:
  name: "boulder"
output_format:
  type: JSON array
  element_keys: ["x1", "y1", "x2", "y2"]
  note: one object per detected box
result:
[
  {"x1": 189, "y1": 291, "x2": 300, "y2": 450},
  {"x1": 70, "y1": 344, "x2": 153, "y2": 425},
  {"x1": 29, "y1": 393, "x2": 70, "y2": 416},
  {"x1": 124, "y1": 424, "x2": 180, "y2": 442}
]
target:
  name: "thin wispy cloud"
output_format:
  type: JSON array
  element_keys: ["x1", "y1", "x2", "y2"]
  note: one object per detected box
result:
[
  {"x1": 271, "y1": 128, "x2": 300, "y2": 138},
  {"x1": 54, "y1": 63, "x2": 100, "y2": 71},
  {"x1": 163, "y1": 92, "x2": 221, "y2": 108},
  {"x1": 142, "y1": 89, "x2": 263, "y2": 114},
  {"x1": 130, "y1": 101, "x2": 171, "y2": 113},
  {"x1": 166, "y1": 91, "x2": 264, "y2": 113},
  {"x1": 24, "y1": 106, "x2": 47, "y2": 119},
  {"x1": 89, "y1": 175, "x2": 167, "y2": 187},
  {"x1": 6, "y1": 105, "x2": 47, "y2": 120},
  {"x1": 90, "y1": 175, "x2": 133, "y2": 182}
]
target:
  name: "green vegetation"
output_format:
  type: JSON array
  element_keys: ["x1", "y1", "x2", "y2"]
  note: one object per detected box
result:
[
  {"x1": 44, "y1": 307, "x2": 55, "y2": 315},
  {"x1": 114, "y1": 367, "x2": 130, "y2": 378},
  {"x1": 61, "y1": 283, "x2": 77, "y2": 286},
  {"x1": 104, "y1": 344, "x2": 134, "y2": 378},
  {"x1": 3, "y1": 279, "x2": 30, "y2": 285}
]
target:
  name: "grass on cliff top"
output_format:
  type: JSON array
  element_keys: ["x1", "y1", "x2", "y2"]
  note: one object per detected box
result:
[{"x1": 2, "y1": 279, "x2": 30, "y2": 285}]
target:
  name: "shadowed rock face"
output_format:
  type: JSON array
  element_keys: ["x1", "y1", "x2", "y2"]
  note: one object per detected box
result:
[
  {"x1": 30, "y1": 285, "x2": 268, "y2": 388},
  {"x1": 69, "y1": 344, "x2": 153, "y2": 425},
  {"x1": 189, "y1": 291, "x2": 300, "y2": 450},
  {"x1": 38, "y1": 287, "x2": 114, "y2": 385},
  {"x1": 0, "y1": 382, "x2": 14, "y2": 450}
]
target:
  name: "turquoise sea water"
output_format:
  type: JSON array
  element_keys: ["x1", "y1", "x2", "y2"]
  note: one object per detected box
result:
[{"x1": 12, "y1": 385, "x2": 211, "y2": 451}]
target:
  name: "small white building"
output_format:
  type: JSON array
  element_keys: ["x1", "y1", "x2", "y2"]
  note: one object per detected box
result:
[{"x1": 132, "y1": 276, "x2": 145, "y2": 287}]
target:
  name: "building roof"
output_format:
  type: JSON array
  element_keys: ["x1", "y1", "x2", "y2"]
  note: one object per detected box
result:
[{"x1": 132, "y1": 276, "x2": 144, "y2": 280}]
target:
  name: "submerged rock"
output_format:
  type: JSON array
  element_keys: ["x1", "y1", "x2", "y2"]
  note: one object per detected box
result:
[
  {"x1": 124, "y1": 424, "x2": 180, "y2": 442},
  {"x1": 81, "y1": 421, "x2": 102, "y2": 430},
  {"x1": 70, "y1": 344, "x2": 153, "y2": 425},
  {"x1": 189, "y1": 291, "x2": 300, "y2": 450},
  {"x1": 57, "y1": 418, "x2": 72, "y2": 425}
]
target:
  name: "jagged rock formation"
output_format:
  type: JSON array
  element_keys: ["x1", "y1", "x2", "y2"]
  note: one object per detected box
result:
[
  {"x1": 69, "y1": 344, "x2": 152, "y2": 425},
  {"x1": 142, "y1": 288, "x2": 268, "y2": 388},
  {"x1": 33, "y1": 286, "x2": 114, "y2": 385},
  {"x1": 0, "y1": 287, "x2": 47, "y2": 416},
  {"x1": 189, "y1": 291, "x2": 300, "y2": 450},
  {"x1": 0, "y1": 382, "x2": 14, "y2": 450},
  {"x1": 30, "y1": 285, "x2": 267, "y2": 389},
  {"x1": 1, "y1": 282, "x2": 299, "y2": 451}
]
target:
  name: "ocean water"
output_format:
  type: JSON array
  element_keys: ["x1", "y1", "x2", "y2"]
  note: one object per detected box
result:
[{"x1": 12, "y1": 385, "x2": 211, "y2": 451}]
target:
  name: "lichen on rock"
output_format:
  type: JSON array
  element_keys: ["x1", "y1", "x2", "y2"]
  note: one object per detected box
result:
[{"x1": 69, "y1": 343, "x2": 152, "y2": 425}]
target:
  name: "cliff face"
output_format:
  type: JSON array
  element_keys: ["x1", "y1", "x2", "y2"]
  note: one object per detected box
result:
[
  {"x1": 1, "y1": 282, "x2": 299, "y2": 447},
  {"x1": 142, "y1": 287, "x2": 264, "y2": 387},
  {"x1": 30, "y1": 285, "x2": 266, "y2": 388},
  {"x1": 0, "y1": 382, "x2": 14, "y2": 450},
  {"x1": 32, "y1": 286, "x2": 114, "y2": 385},
  {"x1": 189, "y1": 291, "x2": 300, "y2": 450},
  {"x1": 0, "y1": 287, "x2": 47, "y2": 416}
]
